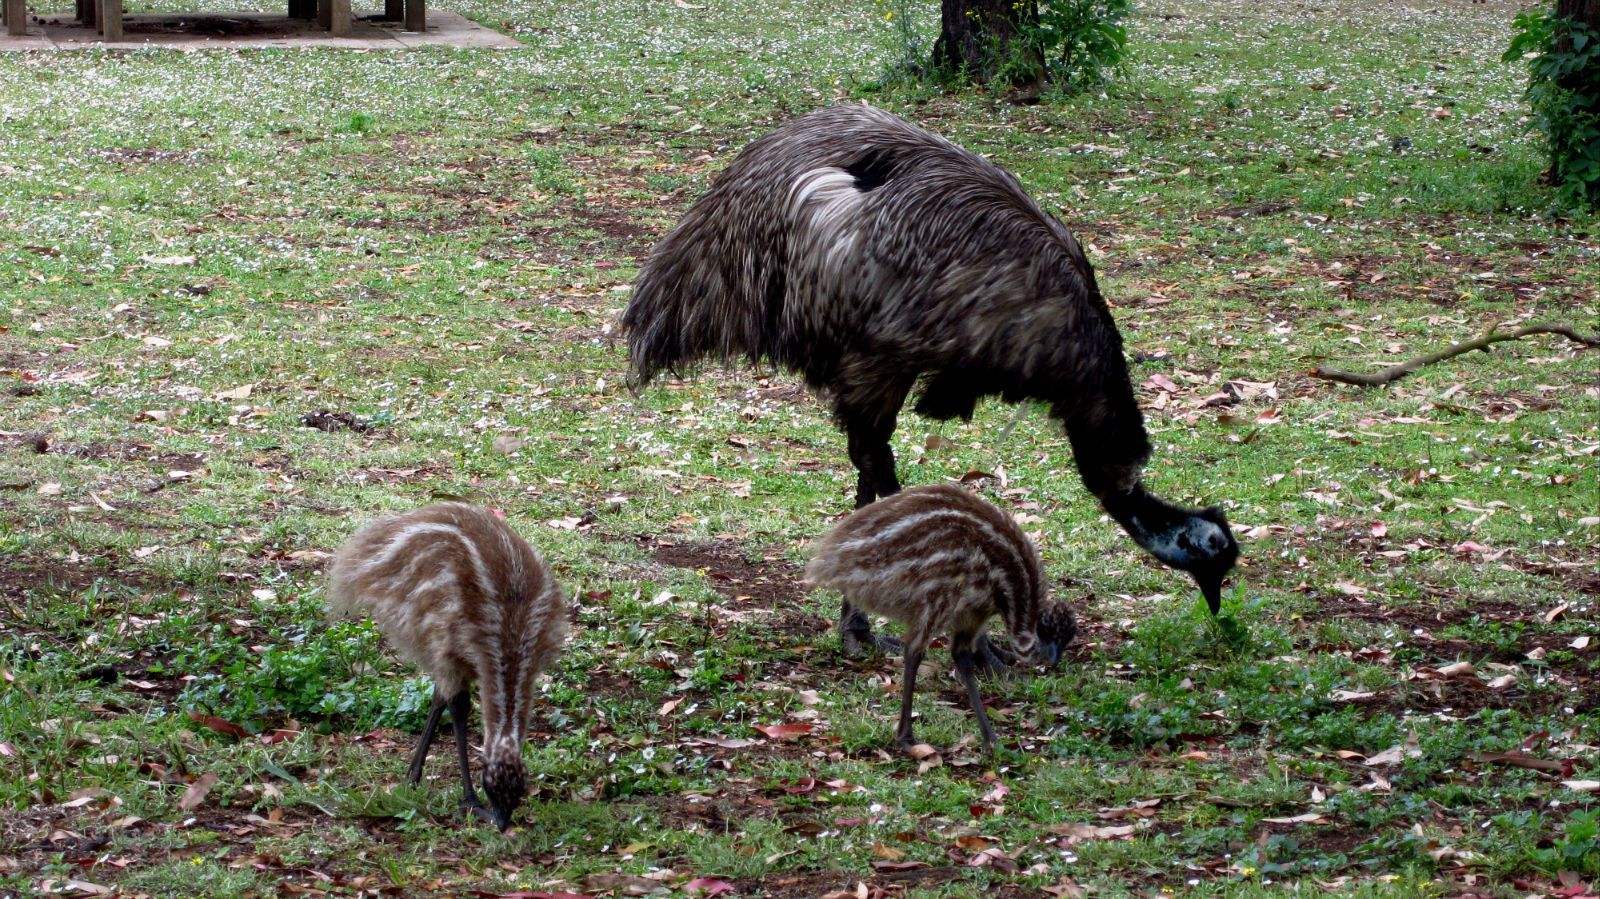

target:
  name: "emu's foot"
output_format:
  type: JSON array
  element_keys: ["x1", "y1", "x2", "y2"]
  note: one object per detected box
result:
[
  {"x1": 461, "y1": 794, "x2": 492, "y2": 823},
  {"x1": 898, "y1": 738, "x2": 939, "y2": 760},
  {"x1": 466, "y1": 804, "x2": 496, "y2": 823},
  {"x1": 975, "y1": 633, "x2": 1019, "y2": 676},
  {"x1": 841, "y1": 629, "x2": 902, "y2": 659}
]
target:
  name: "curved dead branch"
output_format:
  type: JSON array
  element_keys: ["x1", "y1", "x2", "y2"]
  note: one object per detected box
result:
[{"x1": 1311, "y1": 323, "x2": 1600, "y2": 387}]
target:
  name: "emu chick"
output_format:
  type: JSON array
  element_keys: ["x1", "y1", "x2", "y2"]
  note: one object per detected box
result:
[
  {"x1": 327, "y1": 502, "x2": 567, "y2": 830},
  {"x1": 805, "y1": 484, "x2": 1074, "y2": 752}
]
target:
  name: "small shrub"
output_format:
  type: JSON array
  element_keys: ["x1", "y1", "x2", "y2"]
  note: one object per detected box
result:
[
  {"x1": 181, "y1": 621, "x2": 432, "y2": 732},
  {"x1": 1535, "y1": 810, "x2": 1600, "y2": 877},
  {"x1": 1504, "y1": 6, "x2": 1600, "y2": 211},
  {"x1": 1029, "y1": 0, "x2": 1132, "y2": 90},
  {"x1": 873, "y1": 0, "x2": 1129, "y2": 91},
  {"x1": 875, "y1": 0, "x2": 936, "y2": 82},
  {"x1": 342, "y1": 112, "x2": 376, "y2": 134}
]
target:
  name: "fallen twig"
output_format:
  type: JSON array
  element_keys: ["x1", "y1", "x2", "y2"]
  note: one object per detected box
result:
[{"x1": 1311, "y1": 323, "x2": 1600, "y2": 387}]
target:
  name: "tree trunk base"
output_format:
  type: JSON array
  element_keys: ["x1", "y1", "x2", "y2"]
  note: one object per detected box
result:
[{"x1": 933, "y1": 0, "x2": 1041, "y2": 85}]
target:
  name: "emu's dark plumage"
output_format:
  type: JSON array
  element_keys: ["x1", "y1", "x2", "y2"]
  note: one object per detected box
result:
[{"x1": 624, "y1": 104, "x2": 1239, "y2": 631}]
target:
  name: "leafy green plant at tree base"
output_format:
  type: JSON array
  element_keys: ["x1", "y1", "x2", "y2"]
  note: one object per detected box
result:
[
  {"x1": 1026, "y1": 0, "x2": 1131, "y2": 91},
  {"x1": 873, "y1": 0, "x2": 1129, "y2": 92},
  {"x1": 1505, "y1": 7, "x2": 1600, "y2": 211}
]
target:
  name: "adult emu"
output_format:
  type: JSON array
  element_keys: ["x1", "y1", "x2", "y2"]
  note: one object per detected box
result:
[{"x1": 623, "y1": 104, "x2": 1239, "y2": 656}]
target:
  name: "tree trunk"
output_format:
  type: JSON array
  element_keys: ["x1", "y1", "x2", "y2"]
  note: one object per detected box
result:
[
  {"x1": 1555, "y1": 0, "x2": 1598, "y2": 31},
  {"x1": 1555, "y1": 0, "x2": 1599, "y2": 67},
  {"x1": 1552, "y1": 0, "x2": 1598, "y2": 204},
  {"x1": 932, "y1": 0, "x2": 1042, "y2": 85}
]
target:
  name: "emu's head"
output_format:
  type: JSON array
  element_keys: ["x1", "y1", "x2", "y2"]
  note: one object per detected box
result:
[
  {"x1": 1007, "y1": 601, "x2": 1076, "y2": 668},
  {"x1": 481, "y1": 742, "x2": 528, "y2": 831},
  {"x1": 1107, "y1": 490, "x2": 1241, "y2": 615},
  {"x1": 1142, "y1": 506, "x2": 1239, "y2": 615},
  {"x1": 1033, "y1": 601, "x2": 1077, "y2": 667}
]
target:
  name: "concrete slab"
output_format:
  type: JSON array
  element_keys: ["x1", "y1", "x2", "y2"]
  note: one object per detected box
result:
[{"x1": 0, "y1": 9, "x2": 520, "y2": 50}]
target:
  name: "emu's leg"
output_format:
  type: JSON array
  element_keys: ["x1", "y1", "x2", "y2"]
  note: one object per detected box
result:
[
  {"x1": 447, "y1": 689, "x2": 488, "y2": 816},
  {"x1": 405, "y1": 689, "x2": 448, "y2": 785},
  {"x1": 952, "y1": 635, "x2": 998, "y2": 754},
  {"x1": 894, "y1": 644, "x2": 926, "y2": 750},
  {"x1": 840, "y1": 409, "x2": 906, "y2": 657}
]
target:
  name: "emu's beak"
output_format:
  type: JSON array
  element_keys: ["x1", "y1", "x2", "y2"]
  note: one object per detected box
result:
[{"x1": 1196, "y1": 571, "x2": 1224, "y2": 616}]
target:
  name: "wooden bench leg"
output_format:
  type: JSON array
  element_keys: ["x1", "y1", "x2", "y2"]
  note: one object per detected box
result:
[
  {"x1": 98, "y1": 0, "x2": 121, "y2": 40},
  {"x1": 403, "y1": 0, "x2": 423, "y2": 32},
  {"x1": 4, "y1": 0, "x2": 24, "y2": 37},
  {"x1": 327, "y1": 0, "x2": 348, "y2": 35},
  {"x1": 288, "y1": 0, "x2": 314, "y2": 19},
  {"x1": 383, "y1": 0, "x2": 400, "y2": 20},
  {"x1": 316, "y1": 0, "x2": 329, "y2": 29},
  {"x1": 79, "y1": 0, "x2": 96, "y2": 27}
]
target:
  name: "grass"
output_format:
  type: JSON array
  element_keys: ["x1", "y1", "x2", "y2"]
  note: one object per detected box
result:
[{"x1": 1, "y1": 0, "x2": 1598, "y2": 894}]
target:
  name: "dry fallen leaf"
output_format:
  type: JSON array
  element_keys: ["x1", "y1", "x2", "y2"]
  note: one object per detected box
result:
[
  {"x1": 870, "y1": 842, "x2": 906, "y2": 861},
  {"x1": 684, "y1": 877, "x2": 735, "y2": 896},
  {"x1": 1043, "y1": 879, "x2": 1088, "y2": 899},
  {"x1": 1331, "y1": 689, "x2": 1377, "y2": 702},
  {"x1": 1098, "y1": 798, "x2": 1161, "y2": 820},
  {"x1": 688, "y1": 737, "x2": 757, "y2": 750},
  {"x1": 51, "y1": 880, "x2": 113, "y2": 897},
  {"x1": 61, "y1": 788, "x2": 109, "y2": 809},
  {"x1": 178, "y1": 773, "x2": 218, "y2": 812},
  {"x1": 1054, "y1": 821, "x2": 1146, "y2": 842},
  {"x1": 1478, "y1": 751, "x2": 1569, "y2": 775},
  {"x1": 1263, "y1": 812, "x2": 1327, "y2": 825},
  {"x1": 753, "y1": 723, "x2": 814, "y2": 741},
  {"x1": 1366, "y1": 739, "x2": 1420, "y2": 766},
  {"x1": 580, "y1": 873, "x2": 660, "y2": 896},
  {"x1": 187, "y1": 712, "x2": 248, "y2": 740}
]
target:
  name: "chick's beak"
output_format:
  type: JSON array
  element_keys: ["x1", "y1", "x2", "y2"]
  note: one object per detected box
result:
[
  {"x1": 490, "y1": 805, "x2": 513, "y2": 832},
  {"x1": 1039, "y1": 640, "x2": 1062, "y2": 668}
]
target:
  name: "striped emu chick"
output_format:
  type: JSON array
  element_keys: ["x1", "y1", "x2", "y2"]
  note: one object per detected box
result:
[
  {"x1": 327, "y1": 503, "x2": 567, "y2": 830},
  {"x1": 805, "y1": 484, "x2": 1075, "y2": 753}
]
